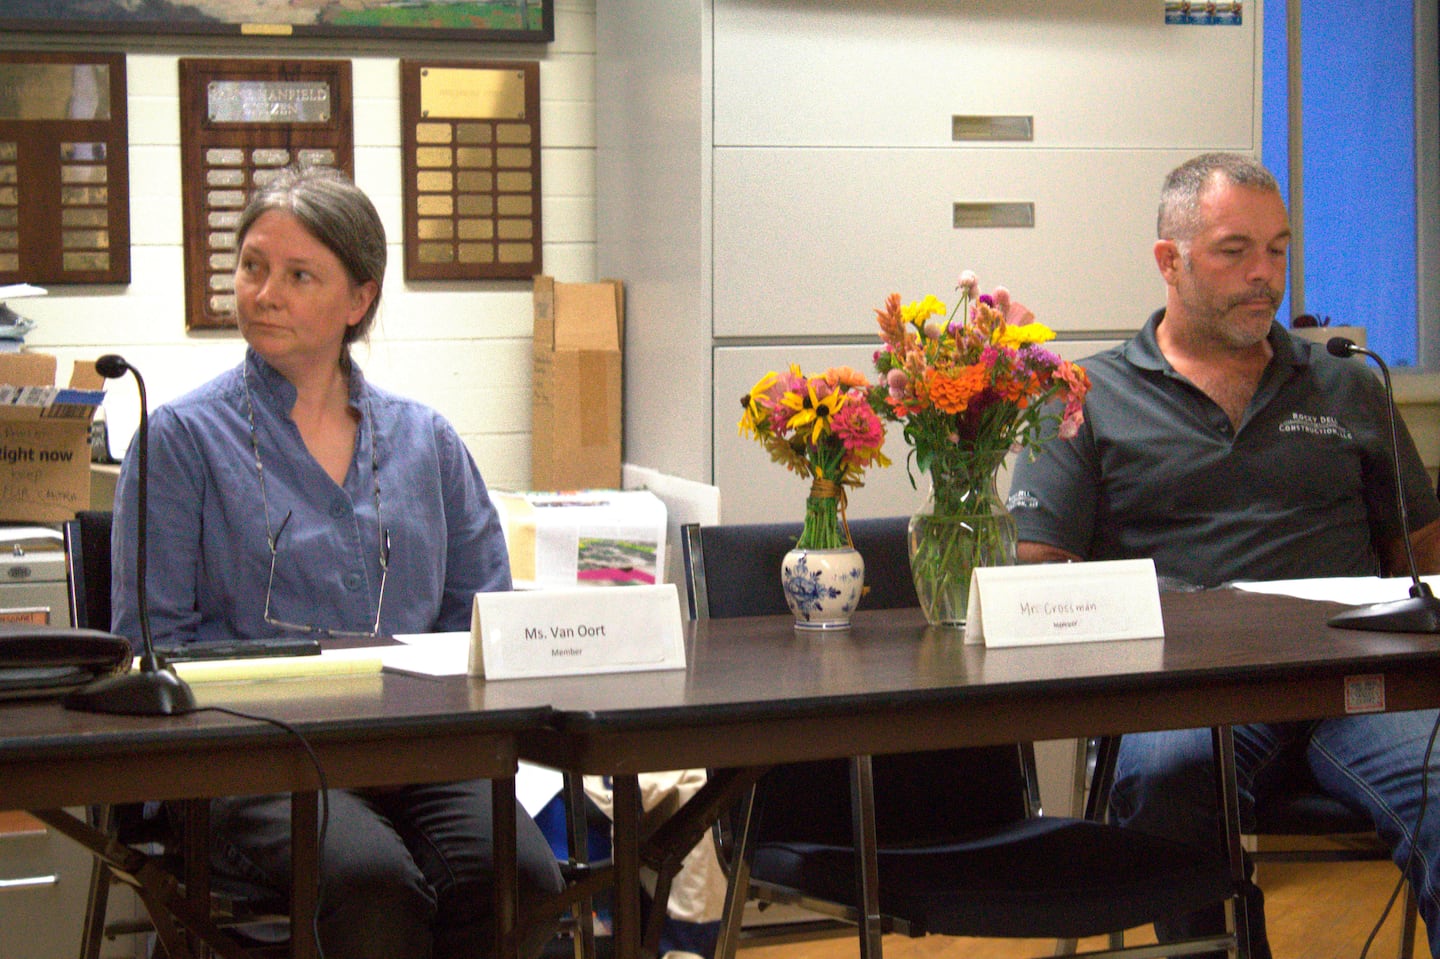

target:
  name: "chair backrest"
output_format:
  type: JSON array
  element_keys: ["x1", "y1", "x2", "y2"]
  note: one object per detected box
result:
[
  {"x1": 680, "y1": 517, "x2": 919, "y2": 621},
  {"x1": 63, "y1": 510, "x2": 114, "y2": 632},
  {"x1": 682, "y1": 518, "x2": 1030, "y2": 843}
]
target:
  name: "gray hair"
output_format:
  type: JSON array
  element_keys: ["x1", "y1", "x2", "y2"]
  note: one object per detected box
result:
[
  {"x1": 1157, "y1": 152, "x2": 1281, "y2": 243},
  {"x1": 235, "y1": 164, "x2": 387, "y2": 347}
]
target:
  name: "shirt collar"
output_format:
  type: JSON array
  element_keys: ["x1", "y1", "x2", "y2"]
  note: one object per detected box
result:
[
  {"x1": 1123, "y1": 308, "x2": 1311, "y2": 374},
  {"x1": 243, "y1": 347, "x2": 369, "y2": 411}
]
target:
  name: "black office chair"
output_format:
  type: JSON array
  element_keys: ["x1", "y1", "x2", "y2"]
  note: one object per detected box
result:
[
  {"x1": 63, "y1": 509, "x2": 290, "y2": 959},
  {"x1": 681, "y1": 516, "x2": 917, "y2": 620},
  {"x1": 681, "y1": 520, "x2": 1242, "y2": 959},
  {"x1": 1250, "y1": 765, "x2": 1419, "y2": 959},
  {"x1": 1075, "y1": 730, "x2": 1422, "y2": 959}
]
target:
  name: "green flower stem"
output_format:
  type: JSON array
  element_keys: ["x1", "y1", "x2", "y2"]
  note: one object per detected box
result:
[
  {"x1": 796, "y1": 493, "x2": 847, "y2": 550},
  {"x1": 909, "y1": 452, "x2": 1017, "y2": 626}
]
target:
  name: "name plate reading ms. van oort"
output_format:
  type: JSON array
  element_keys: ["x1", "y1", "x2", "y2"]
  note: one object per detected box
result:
[
  {"x1": 469, "y1": 584, "x2": 686, "y2": 680},
  {"x1": 963, "y1": 559, "x2": 1164, "y2": 647}
]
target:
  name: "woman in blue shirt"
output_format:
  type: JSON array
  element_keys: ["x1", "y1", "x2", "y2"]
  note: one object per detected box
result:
[{"x1": 111, "y1": 165, "x2": 563, "y2": 959}]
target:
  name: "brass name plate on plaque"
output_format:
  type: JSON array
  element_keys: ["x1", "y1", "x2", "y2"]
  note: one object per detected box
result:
[
  {"x1": 401, "y1": 60, "x2": 541, "y2": 281},
  {"x1": 179, "y1": 59, "x2": 353, "y2": 330},
  {"x1": 420, "y1": 68, "x2": 526, "y2": 121},
  {"x1": 0, "y1": 52, "x2": 129, "y2": 285}
]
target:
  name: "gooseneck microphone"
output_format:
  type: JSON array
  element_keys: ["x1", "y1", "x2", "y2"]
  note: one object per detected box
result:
[
  {"x1": 65, "y1": 354, "x2": 197, "y2": 715},
  {"x1": 1324, "y1": 336, "x2": 1440, "y2": 633}
]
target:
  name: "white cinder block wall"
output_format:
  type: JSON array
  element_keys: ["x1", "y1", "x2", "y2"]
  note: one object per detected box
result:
[{"x1": 1, "y1": 0, "x2": 598, "y2": 495}]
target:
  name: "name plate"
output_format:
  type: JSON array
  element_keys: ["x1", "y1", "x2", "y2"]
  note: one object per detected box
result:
[
  {"x1": 963, "y1": 559, "x2": 1164, "y2": 647},
  {"x1": 469, "y1": 584, "x2": 686, "y2": 680}
]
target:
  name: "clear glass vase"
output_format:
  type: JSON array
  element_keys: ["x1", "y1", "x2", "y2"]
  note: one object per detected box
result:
[{"x1": 908, "y1": 454, "x2": 1017, "y2": 627}]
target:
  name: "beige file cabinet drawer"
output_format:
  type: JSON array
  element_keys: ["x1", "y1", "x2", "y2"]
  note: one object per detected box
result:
[
  {"x1": 713, "y1": 0, "x2": 1258, "y2": 149},
  {"x1": 0, "y1": 811, "x2": 144, "y2": 959},
  {"x1": 0, "y1": 540, "x2": 68, "y2": 628}
]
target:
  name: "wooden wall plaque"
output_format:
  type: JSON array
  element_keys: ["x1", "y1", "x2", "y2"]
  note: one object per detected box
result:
[
  {"x1": 179, "y1": 58, "x2": 354, "y2": 331},
  {"x1": 400, "y1": 60, "x2": 541, "y2": 281},
  {"x1": 0, "y1": 51, "x2": 129, "y2": 286}
]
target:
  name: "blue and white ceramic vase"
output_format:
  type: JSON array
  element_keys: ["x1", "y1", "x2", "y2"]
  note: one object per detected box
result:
[{"x1": 781, "y1": 491, "x2": 865, "y2": 630}]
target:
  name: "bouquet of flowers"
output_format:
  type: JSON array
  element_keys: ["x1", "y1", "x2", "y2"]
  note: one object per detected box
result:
[
  {"x1": 870, "y1": 272, "x2": 1089, "y2": 505},
  {"x1": 739, "y1": 365, "x2": 890, "y2": 549},
  {"x1": 868, "y1": 272, "x2": 1090, "y2": 625}
]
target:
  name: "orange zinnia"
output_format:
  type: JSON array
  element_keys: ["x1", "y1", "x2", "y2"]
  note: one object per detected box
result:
[{"x1": 926, "y1": 365, "x2": 987, "y2": 414}]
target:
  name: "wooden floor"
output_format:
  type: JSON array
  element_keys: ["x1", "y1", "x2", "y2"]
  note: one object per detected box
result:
[{"x1": 738, "y1": 860, "x2": 1425, "y2": 959}]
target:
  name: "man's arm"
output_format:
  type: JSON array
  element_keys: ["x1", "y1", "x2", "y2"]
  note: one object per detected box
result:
[
  {"x1": 1382, "y1": 518, "x2": 1440, "y2": 577},
  {"x1": 1017, "y1": 541, "x2": 1084, "y2": 565}
]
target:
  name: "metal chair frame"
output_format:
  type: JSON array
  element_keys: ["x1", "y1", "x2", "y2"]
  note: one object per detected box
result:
[
  {"x1": 683, "y1": 521, "x2": 1241, "y2": 959},
  {"x1": 63, "y1": 511, "x2": 290, "y2": 959}
]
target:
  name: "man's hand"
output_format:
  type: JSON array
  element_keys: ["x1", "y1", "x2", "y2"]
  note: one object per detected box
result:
[
  {"x1": 1388, "y1": 518, "x2": 1440, "y2": 577},
  {"x1": 1017, "y1": 541, "x2": 1084, "y2": 565}
]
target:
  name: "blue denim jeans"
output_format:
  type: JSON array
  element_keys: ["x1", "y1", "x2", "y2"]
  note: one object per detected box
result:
[
  {"x1": 1112, "y1": 711, "x2": 1440, "y2": 959},
  {"x1": 209, "y1": 780, "x2": 564, "y2": 959}
]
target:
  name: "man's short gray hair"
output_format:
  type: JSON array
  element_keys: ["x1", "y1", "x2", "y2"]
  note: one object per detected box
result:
[{"x1": 1157, "y1": 152, "x2": 1281, "y2": 244}]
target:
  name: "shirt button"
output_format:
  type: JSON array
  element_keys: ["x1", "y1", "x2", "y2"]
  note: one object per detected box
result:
[
  {"x1": 329, "y1": 500, "x2": 349, "y2": 518},
  {"x1": 343, "y1": 572, "x2": 362, "y2": 591}
]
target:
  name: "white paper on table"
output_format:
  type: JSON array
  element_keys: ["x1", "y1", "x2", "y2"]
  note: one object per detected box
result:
[
  {"x1": 384, "y1": 631, "x2": 471, "y2": 677},
  {"x1": 1231, "y1": 575, "x2": 1440, "y2": 605}
]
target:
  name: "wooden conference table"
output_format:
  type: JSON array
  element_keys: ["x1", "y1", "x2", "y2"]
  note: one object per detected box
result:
[
  {"x1": 0, "y1": 669, "x2": 549, "y2": 959},
  {"x1": 500, "y1": 587, "x2": 1440, "y2": 959},
  {"x1": 5, "y1": 587, "x2": 1440, "y2": 959}
]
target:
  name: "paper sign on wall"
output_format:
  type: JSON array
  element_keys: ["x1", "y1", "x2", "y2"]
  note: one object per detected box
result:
[
  {"x1": 963, "y1": 559, "x2": 1164, "y2": 647},
  {"x1": 469, "y1": 583, "x2": 686, "y2": 680}
]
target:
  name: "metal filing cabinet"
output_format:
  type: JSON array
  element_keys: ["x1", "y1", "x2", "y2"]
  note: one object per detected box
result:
[
  {"x1": 0, "y1": 528, "x2": 145, "y2": 959},
  {"x1": 0, "y1": 528, "x2": 69, "y2": 628}
]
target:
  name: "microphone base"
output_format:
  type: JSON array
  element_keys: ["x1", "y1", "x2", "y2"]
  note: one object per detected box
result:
[
  {"x1": 1328, "y1": 594, "x2": 1440, "y2": 634},
  {"x1": 63, "y1": 667, "x2": 197, "y2": 716}
]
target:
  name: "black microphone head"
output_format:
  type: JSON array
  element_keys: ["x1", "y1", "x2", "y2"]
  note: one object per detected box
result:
[
  {"x1": 95, "y1": 354, "x2": 130, "y2": 378},
  {"x1": 1326, "y1": 336, "x2": 1358, "y2": 358}
]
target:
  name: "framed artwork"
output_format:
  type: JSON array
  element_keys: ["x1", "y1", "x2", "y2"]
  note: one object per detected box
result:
[{"x1": 0, "y1": 0, "x2": 553, "y2": 43}]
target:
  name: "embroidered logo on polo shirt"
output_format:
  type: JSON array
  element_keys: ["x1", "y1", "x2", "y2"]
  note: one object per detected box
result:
[
  {"x1": 1007, "y1": 490, "x2": 1040, "y2": 511},
  {"x1": 1278, "y1": 412, "x2": 1353, "y2": 440}
]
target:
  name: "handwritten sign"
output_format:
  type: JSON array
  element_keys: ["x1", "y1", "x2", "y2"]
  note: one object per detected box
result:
[
  {"x1": 469, "y1": 584, "x2": 686, "y2": 680},
  {"x1": 964, "y1": 559, "x2": 1164, "y2": 647}
]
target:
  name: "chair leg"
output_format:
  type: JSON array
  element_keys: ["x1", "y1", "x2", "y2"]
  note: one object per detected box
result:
[
  {"x1": 80, "y1": 804, "x2": 116, "y2": 959},
  {"x1": 714, "y1": 785, "x2": 758, "y2": 959},
  {"x1": 1398, "y1": 880, "x2": 1418, "y2": 959},
  {"x1": 562, "y1": 773, "x2": 596, "y2": 959},
  {"x1": 849, "y1": 756, "x2": 883, "y2": 959}
]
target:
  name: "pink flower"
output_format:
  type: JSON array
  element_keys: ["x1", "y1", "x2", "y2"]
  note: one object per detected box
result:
[
  {"x1": 956, "y1": 270, "x2": 979, "y2": 298},
  {"x1": 1056, "y1": 363, "x2": 1091, "y2": 439},
  {"x1": 831, "y1": 401, "x2": 885, "y2": 452},
  {"x1": 1004, "y1": 300, "x2": 1036, "y2": 326}
]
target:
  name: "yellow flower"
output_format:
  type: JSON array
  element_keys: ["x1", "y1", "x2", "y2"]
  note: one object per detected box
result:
[
  {"x1": 738, "y1": 370, "x2": 779, "y2": 438},
  {"x1": 901, "y1": 295, "x2": 947, "y2": 331},
  {"x1": 783, "y1": 377, "x2": 849, "y2": 446},
  {"x1": 995, "y1": 320, "x2": 1056, "y2": 349}
]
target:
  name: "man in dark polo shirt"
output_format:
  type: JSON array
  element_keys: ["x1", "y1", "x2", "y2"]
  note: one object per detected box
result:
[{"x1": 1008, "y1": 152, "x2": 1440, "y2": 958}]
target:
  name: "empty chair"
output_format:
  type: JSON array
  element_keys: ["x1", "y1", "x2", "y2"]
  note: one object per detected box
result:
[{"x1": 681, "y1": 520, "x2": 1243, "y2": 959}]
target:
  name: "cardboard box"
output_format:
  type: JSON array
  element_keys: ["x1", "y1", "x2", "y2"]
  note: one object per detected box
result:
[
  {"x1": 0, "y1": 353, "x2": 105, "y2": 523},
  {"x1": 532, "y1": 276, "x2": 624, "y2": 491},
  {"x1": 494, "y1": 489, "x2": 667, "y2": 590}
]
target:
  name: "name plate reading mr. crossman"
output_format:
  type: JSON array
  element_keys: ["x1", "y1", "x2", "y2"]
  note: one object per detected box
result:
[
  {"x1": 469, "y1": 584, "x2": 686, "y2": 680},
  {"x1": 964, "y1": 558, "x2": 1164, "y2": 647}
]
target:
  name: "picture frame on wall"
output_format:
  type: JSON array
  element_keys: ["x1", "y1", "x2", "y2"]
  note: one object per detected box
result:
[{"x1": 0, "y1": 0, "x2": 554, "y2": 43}]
